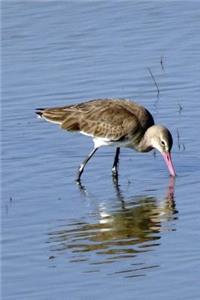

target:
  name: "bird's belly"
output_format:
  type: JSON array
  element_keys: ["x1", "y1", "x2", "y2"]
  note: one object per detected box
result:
[
  {"x1": 93, "y1": 137, "x2": 131, "y2": 148},
  {"x1": 80, "y1": 131, "x2": 138, "y2": 149}
]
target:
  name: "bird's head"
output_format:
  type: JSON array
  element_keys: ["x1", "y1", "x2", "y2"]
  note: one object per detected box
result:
[{"x1": 149, "y1": 125, "x2": 176, "y2": 177}]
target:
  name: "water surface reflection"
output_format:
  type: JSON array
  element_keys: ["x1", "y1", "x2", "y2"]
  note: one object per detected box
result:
[{"x1": 48, "y1": 178, "x2": 178, "y2": 277}]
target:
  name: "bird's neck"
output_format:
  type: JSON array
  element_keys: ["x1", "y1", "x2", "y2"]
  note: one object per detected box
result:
[{"x1": 134, "y1": 126, "x2": 155, "y2": 152}]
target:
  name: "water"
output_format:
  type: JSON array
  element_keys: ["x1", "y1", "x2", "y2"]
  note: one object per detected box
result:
[{"x1": 2, "y1": 1, "x2": 200, "y2": 299}]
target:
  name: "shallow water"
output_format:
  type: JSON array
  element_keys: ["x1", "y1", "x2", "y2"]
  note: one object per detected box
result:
[{"x1": 2, "y1": 1, "x2": 200, "y2": 300}]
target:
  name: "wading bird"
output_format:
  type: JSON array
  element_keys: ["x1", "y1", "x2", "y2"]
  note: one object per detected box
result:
[{"x1": 36, "y1": 98, "x2": 176, "y2": 182}]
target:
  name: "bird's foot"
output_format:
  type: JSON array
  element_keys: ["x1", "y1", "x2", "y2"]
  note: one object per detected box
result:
[
  {"x1": 112, "y1": 167, "x2": 119, "y2": 182},
  {"x1": 76, "y1": 177, "x2": 81, "y2": 184},
  {"x1": 76, "y1": 164, "x2": 84, "y2": 183}
]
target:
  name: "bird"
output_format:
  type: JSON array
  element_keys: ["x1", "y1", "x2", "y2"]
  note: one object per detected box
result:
[{"x1": 36, "y1": 98, "x2": 176, "y2": 182}]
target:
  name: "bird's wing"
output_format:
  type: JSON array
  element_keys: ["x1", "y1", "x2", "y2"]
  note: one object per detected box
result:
[
  {"x1": 36, "y1": 99, "x2": 154, "y2": 141},
  {"x1": 61, "y1": 100, "x2": 145, "y2": 141}
]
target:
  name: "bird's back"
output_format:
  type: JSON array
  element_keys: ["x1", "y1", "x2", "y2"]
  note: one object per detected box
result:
[{"x1": 36, "y1": 98, "x2": 154, "y2": 144}]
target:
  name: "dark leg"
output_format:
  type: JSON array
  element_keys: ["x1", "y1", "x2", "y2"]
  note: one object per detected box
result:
[
  {"x1": 112, "y1": 147, "x2": 120, "y2": 178},
  {"x1": 76, "y1": 147, "x2": 99, "y2": 182},
  {"x1": 112, "y1": 175, "x2": 125, "y2": 209}
]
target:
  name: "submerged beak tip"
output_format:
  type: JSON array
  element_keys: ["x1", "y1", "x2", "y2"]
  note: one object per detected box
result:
[
  {"x1": 161, "y1": 151, "x2": 176, "y2": 177},
  {"x1": 170, "y1": 171, "x2": 176, "y2": 177}
]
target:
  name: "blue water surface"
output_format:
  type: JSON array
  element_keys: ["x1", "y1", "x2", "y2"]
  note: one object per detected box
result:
[{"x1": 2, "y1": 1, "x2": 200, "y2": 300}]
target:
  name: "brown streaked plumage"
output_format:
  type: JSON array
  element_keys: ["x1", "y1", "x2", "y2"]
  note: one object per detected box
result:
[{"x1": 36, "y1": 98, "x2": 176, "y2": 181}]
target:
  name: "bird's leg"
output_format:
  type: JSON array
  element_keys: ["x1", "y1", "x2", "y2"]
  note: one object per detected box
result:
[
  {"x1": 76, "y1": 147, "x2": 99, "y2": 182},
  {"x1": 112, "y1": 147, "x2": 120, "y2": 178}
]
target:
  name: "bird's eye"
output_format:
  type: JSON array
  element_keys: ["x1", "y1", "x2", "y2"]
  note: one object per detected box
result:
[{"x1": 161, "y1": 140, "x2": 165, "y2": 146}]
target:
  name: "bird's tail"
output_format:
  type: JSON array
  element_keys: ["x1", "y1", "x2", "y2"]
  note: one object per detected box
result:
[
  {"x1": 35, "y1": 107, "x2": 71, "y2": 124},
  {"x1": 35, "y1": 108, "x2": 45, "y2": 119},
  {"x1": 35, "y1": 107, "x2": 80, "y2": 131}
]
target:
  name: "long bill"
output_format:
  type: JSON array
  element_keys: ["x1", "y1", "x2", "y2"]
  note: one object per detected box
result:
[{"x1": 161, "y1": 152, "x2": 176, "y2": 177}]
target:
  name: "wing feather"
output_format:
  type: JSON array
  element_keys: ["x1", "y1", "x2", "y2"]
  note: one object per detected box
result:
[{"x1": 36, "y1": 99, "x2": 154, "y2": 143}]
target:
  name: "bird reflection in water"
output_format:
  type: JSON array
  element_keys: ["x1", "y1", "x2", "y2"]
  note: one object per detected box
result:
[{"x1": 48, "y1": 178, "x2": 178, "y2": 277}]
